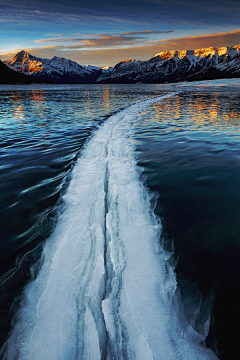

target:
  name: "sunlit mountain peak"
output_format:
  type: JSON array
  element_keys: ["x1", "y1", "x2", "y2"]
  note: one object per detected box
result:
[
  {"x1": 153, "y1": 50, "x2": 176, "y2": 60},
  {"x1": 5, "y1": 50, "x2": 43, "y2": 74},
  {"x1": 153, "y1": 45, "x2": 240, "y2": 62}
]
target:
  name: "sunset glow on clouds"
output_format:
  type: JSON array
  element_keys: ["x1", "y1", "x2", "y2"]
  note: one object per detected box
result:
[{"x1": 1, "y1": 0, "x2": 240, "y2": 66}]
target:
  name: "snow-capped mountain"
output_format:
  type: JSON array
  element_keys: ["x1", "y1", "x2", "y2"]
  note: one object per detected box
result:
[
  {"x1": 96, "y1": 45, "x2": 240, "y2": 83},
  {"x1": 4, "y1": 51, "x2": 103, "y2": 83}
]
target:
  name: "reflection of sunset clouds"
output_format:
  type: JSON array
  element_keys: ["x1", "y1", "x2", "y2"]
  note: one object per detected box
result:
[
  {"x1": 103, "y1": 86, "x2": 110, "y2": 107},
  {"x1": 30, "y1": 90, "x2": 48, "y2": 125},
  {"x1": 13, "y1": 104, "x2": 25, "y2": 121},
  {"x1": 32, "y1": 90, "x2": 46, "y2": 102},
  {"x1": 153, "y1": 96, "x2": 172, "y2": 118},
  {"x1": 10, "y1": 89, "x2": 51, "y2": 127},
  {"x1": 11, "y1": 91, "x2": 26, "y2": 122},
  {"x1": 150, "y1": 92, "x2": 240, "y2": 133},
  {"x1": 228, "y1": 109, "x2": 239, "y2": 120},
  {"x1": 87, "y1": 88, "x2": 91, "y2": 110},
  {"x1": 210, "y1": 110, "x2": 218, "y2": 119},
  {"x1": 153, "y1": 94, "x2": 185, "y2": 125},
  {"x1": 173, "y1": 95, "x2": 182, "y2": 120},
  {"x1": 12, "y1": 93, "x2": 22, "y2": 103}
]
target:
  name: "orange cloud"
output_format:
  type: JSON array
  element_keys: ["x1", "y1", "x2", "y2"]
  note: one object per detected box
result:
[
  {"x1": 35, "y1": 34, "x2": 145, "y2": 47},
  {"x1": 155, "y1": 30, "x2": 240, "y2": 50},
  {"x1": 1, "y1": 30, "x2": 240, "y2": 67}
]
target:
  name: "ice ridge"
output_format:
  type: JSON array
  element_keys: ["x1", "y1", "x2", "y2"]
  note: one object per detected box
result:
[{"x1": 0, "y1": 94, "x2": 218, "y2": 360}]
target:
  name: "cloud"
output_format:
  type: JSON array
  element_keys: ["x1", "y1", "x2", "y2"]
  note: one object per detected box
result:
[
  {"x1": 0, "y1": 2, "x2": 143, "y2": 27},
  {"x1": 1, "y1": 30, "x2": 240, "y2": 67},
  {"x1": 45, "y1": 33, "x2": 67, "y2": 37},
  {"x1": 35, "y1": 34, "x2": 147, "y2": 47},
  {"x1": 34, "y1": 31, "x2": 174, "y2": 50},
  {"x1": 35, "y1": 38, "x2": 85, "y2": 43},
  {"x1": 33, "y1": 29, "x2": 240, "y2": 53},
  {"x1": 120, "y1": 30, "x2": 174, "y2": 35},
  {"x1": 44, "y1": 32, "x2": 104, "y2": 37},
  {"x1": 153, "y1": 30, "x2": 240, "y2": 49}
]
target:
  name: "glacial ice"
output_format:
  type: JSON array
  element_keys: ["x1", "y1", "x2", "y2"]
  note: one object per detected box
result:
[{"x1": 1, "y1": 94, "x2": 218, "y2": 360}]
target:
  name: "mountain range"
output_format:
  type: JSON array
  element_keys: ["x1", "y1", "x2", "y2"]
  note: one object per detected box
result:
[
  {"x1": 3, "y1": 51, "x2": 104, "y2": 84},
  {"x1": 97, "y1": 45, "x2": 240, "y2": 83},
  {"x1": 2, "y1": 45, "x2": 240, "y2": 84}
]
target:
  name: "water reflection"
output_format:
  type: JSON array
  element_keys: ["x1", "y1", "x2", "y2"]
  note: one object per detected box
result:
[
  {"x1": 31, "y1": 90, "x2": 46, "y2": 103},
  {"x1": 8, "y1": 89, "x2": 49, "y2": 127},
  {"x1": 173, "y1": 94, "x2": 182, "y2": 120},
  {"x1": 103, "y1": 85, "x2": 110, "y2": 107},
  {"x1": 11, "y1": 92, "x2": 26, "y2": 122},
  {"x1": 13, "y1": 104, "x2": 25, "y2": 121},
  {"x1": 150, "y1": 92, "x2": 240, "y2": 135},
  {"x1": 30, "y1": 90, "x2": 48, "y2": 127}
]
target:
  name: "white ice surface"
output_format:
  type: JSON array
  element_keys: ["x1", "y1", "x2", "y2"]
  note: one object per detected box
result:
[{"x1": 1, "y1": 93, "x2": 218, "y2": 360}]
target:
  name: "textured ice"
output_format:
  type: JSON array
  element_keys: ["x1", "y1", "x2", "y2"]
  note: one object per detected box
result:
[{"x1": 1, "y1": 93, "x2": 218, "y2": 360}]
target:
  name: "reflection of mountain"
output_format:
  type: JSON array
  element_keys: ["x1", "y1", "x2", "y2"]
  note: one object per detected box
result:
[
  {"x1": 97, "y1": 45, "x2": 240, "y2": 83},
  {"x1": 3, "y1": 45, "x2": 240, "y2": 84},
  {"x1": 4, "y1": 51, "x2": 103, "y2": 84},
  {"x1": 0, "y1": 60, "x2": 51, "y2": 84}
]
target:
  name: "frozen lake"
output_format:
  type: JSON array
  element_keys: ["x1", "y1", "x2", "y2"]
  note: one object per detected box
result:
[{"x1": 0, "y1": 80, "x2": 240, "y2": 359}]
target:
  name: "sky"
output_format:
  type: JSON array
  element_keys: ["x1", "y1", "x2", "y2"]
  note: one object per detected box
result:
[{"x1": 1, "y1": 0, "x2": 240, "y2": 67}]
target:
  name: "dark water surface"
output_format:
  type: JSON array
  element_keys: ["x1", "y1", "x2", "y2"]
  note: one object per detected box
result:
[
  {"x1": 133, "y1": 88, "x2": 240, "y2": 358},
  {"x1": 0, "y1": 82, "x2": 240, "y2": 359}
]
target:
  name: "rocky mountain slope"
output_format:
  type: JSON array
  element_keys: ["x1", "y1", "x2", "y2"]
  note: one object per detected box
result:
[
  {"x1": 4, "y1": 51, "x2": 103, "y2": 83},
  {"x1": 0, "y1": 60, "x2": 52, "y2": 84},
  {"x1": 97, "y1": 45, "x2": 240, "y2": 84}
]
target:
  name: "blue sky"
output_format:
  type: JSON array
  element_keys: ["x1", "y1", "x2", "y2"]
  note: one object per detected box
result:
[{"x1": 1, "y1": 0, "x2": 240, "y2": 66}]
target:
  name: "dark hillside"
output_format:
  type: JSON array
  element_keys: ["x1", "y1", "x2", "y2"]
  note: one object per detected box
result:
[{"x1": 0, "y1": 61, "x2": 52, "y2": 84}]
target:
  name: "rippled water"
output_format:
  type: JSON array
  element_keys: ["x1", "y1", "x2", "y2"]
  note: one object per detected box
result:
[
  {"x1": 0, "y1": 82, "x2": 240, "y2": 359},
  {"x1": 134, "y1": 89, "x2": 240, "y2": 358},
  {"x1": 0, "y1": 85, "x2": 163, "y2": 275}
]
